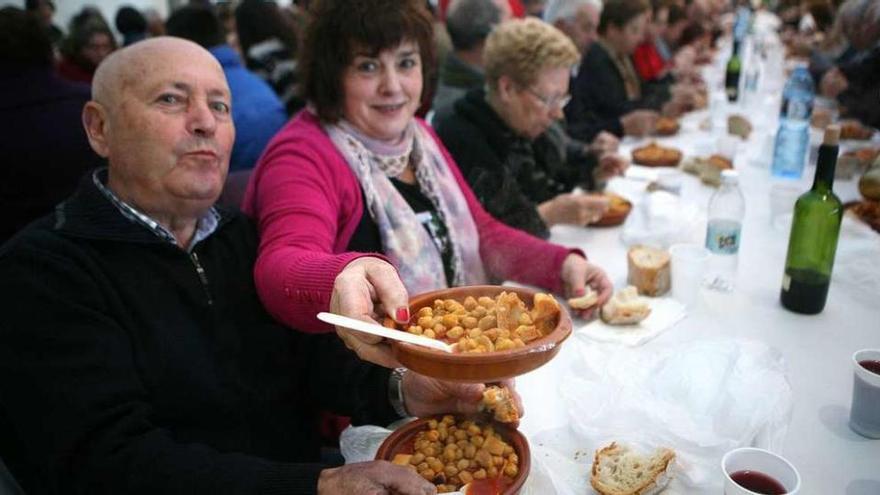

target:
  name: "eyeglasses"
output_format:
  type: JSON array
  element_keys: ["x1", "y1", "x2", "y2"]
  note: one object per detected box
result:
[{"x1": 525, "y1": 87, "x2": 572, "y2": 110}]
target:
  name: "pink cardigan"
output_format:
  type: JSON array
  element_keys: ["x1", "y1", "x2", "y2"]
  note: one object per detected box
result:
[{"x1": 243, "y1": 111, "x2": 582, "y2": 333}]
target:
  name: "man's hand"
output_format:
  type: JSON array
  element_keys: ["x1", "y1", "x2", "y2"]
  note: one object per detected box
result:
[
  {"x1": 329, "y1": 257, "x2": 410, "y2": 368},
  {"x1": 402, "y1": 374, "x2": 524, "y2": 426},
  {"x1": 560, "y1": 254, "x2": 613, "y2": 319},
  {"x1": 589, "y1": 131, "x2": 620, "y2": 155},
  {"x1": 317, "y1": 461, "x2": 436, "y2": 495},
  {"x1": 595, "y1": 153, "x2": 629, "y2": 182},
  {"x1": 621, "y1": 110, "x2": 659, "y2": 137},
  {"x1": 537, "y1": 193, "x2": 610, "y2": 227}
]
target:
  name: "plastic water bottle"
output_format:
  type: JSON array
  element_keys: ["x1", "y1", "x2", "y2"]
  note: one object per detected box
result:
[
  {"x1": 741, "y1": 43, "x2": 763, "y2": 107},
  {"x1": 771, "y1": 67, "x2": 815, "y2": 178},
  {"x1": 733, "y1": 6, "x2": 751, "y2": 42},
  {"x1": 705, "y1": 170, "x2": 746, "y2": 292}
]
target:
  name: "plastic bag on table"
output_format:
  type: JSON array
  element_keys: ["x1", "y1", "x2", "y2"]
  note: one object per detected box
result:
[
  {"x1": 833, "y1": 216, "x2": 880, "y2": 307},
  {"x1": 537, "y1": 338, "x2": 792, "y2": 494}
]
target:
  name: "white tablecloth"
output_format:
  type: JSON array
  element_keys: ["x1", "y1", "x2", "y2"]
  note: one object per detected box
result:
[{"x1": 516, "y1": 27, "x2": 880, "y2": 495}]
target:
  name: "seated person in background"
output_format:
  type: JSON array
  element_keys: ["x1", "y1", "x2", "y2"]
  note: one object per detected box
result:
[
  {"x1": 244, "y1": 0, "x2": 613, "y2": 335},
  {"x1": 543, "y1": 0, "x2": 602, "y2": 55},
  {"x1": 435, "y1": 18, "x2": 627, "y2": 239},
  {"x1": 24, "y1": 0, "x2": 63, "y2": 49},
  {"x1": 633, "y1": 0, "x2": 671, "y2": 82},
  {"x1": 167, "y1": 4, "x2": 287, "y2": 172},
  {"x1": 0, "y1": 37, "x2": 501, "y2": 495},
  {"x1": 523, "y1": 0, "x2": 548, "y2": 17},
  {"x1": 818, "y1": 0, "x2": 880, "y2": 129},
  {"x1": 441, "y1": 0, "x2": 528, "y2": 18},
  {"x1": 634, "y1": 1, "x2": 705, "y2": 88},
  {"x1": 0, "y1": 7, "x2": 101, "y2": 243},
  {"x1": 567, "y1": 0, "x2": 701, "y2": 142},
  {"x1": 115, "y1": 6, "x2": 148, "y2": 47},
  {"x1": 235, "y1": 0, "x2": 305, "y2": 117},
  {"x1": 432, "y1": 0, "x2": 509, "y2": 119},
  {"x1": 57, "y1": 13, "x2": 116, "y2": 83},
  {"x1": 565, "y1": 0, "x2": 668, "y2": 141},
  {"x1": 653, "y1": 2, "x2": 687, "y2": 65}
]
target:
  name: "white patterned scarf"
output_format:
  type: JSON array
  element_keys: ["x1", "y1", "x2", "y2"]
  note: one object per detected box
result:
[{"x1": 325, "y1": 119, "x2": 487, "y2": 294}]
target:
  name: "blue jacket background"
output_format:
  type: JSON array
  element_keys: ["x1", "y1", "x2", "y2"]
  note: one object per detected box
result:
[{"x1": 209, "y1": 45, "x2": 287, "y2": 171}]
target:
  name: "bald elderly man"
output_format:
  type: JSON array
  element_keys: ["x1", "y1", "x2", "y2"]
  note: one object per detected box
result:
[{"x1": 0, "y1": 38, "x2": 519, "y2": 495}]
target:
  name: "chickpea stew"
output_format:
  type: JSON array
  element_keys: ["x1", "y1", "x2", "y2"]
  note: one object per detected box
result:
[
  {"x1": 404, "y1": 292, "x2": 561, "y2": 354},
  {"x1": 391, "y1": 415, "x2": 520, "y2": 493}
]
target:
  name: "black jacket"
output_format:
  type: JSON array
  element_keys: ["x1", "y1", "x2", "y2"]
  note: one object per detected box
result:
[
  {"x1": 0, "y1": 172, "x2": 397, "y2": 494},
  {"x1": 566, "y1": 41, "x2": 670, "y2": 141},
  {"x1": 435, "y1": 88, "x2": 596, "y2": 239},
  {"x1": 838, "y1": 45, "x2": 880, "y2": 129}
]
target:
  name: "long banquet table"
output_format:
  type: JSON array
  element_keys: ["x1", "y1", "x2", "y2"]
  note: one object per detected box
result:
[{"x1": 516, "y1": 24, "x2": 880, "y2": 495}]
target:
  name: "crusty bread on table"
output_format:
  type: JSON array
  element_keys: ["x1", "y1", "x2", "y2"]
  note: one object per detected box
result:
[
  {"x1": 591, "y1": 442, "x2": 675, "y2": 495},
  {"x1": 627, "y1": 246, "x2": 671, "y2": 297}
]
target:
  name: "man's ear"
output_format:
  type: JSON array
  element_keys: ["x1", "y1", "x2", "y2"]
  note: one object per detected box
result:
[{"x1": 82, "y1": 101, "x2": 111, "y2": 158}]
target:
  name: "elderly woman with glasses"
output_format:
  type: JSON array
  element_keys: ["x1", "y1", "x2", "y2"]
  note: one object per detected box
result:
[
  {"x1": 243, "y1": 0, "x2": 613, "y2": 345},
  {"x1": 434, "y1": 17, "x2": 628, "y2": 239}
]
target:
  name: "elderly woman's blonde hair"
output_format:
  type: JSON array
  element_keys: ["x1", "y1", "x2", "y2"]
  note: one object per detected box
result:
[{"x1": 484, "y1": 17, "x2": 579, "y2": 92}]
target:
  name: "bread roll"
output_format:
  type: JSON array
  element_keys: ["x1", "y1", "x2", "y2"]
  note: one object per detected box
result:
[
  {"x1": 728, "y1": 114, "x2": 753, "y2": 139},
  {"x1": 627, "y1": 246, "x2": 671, "y2": 296},
  {"x1": 590, "y1": 442, "x2": 675, "y2": 495}
]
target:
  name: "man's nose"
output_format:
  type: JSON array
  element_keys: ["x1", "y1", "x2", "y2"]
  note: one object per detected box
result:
[{"x1": 186, "y1": 100, "x2": 217, "y2": 137}]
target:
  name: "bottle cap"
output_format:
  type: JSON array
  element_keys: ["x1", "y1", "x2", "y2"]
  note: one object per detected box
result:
[{"x1": 721, "y1": 169, "x2": 739, "y2": 184}]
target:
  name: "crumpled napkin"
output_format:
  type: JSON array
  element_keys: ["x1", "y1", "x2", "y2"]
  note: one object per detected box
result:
[{"x1": 575, "y1": 297, "x2": 687, "y2": 346}]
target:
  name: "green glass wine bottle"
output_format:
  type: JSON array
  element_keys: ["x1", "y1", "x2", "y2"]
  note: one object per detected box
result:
[
  {"x1": 725, "y1": 40, "x2": 742, "y2": 102},
  {"x1": 780, "y1": 126, "x2": 842, "y2": 314}
]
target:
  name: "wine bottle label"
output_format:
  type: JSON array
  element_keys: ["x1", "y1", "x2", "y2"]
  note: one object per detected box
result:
[
  {"x1": 706, "y1": 219, "x2": 742, "y2": 254},
  {"x1": 782, "y1": 274, "x2": 791, "y2": 291}
]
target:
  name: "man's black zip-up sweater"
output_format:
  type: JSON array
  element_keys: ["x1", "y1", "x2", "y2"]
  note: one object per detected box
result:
[{"x1": 0, "y1": 172, "x2": 398, "y2": 494}]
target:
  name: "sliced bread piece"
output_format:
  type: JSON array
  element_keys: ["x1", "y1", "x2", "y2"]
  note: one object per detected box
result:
[
  {"x1": 567, "y1": 286, "x2": 599, "y2": 310},
  {"x1": 600, "y1": 286, "x2": 651, "y2": 325},
  {"x1": 627, "y1": 246, "x2": 671, "y2": 297},
  {"x1": 590, "y1": 442, "x2": 675, "y2": 495}
]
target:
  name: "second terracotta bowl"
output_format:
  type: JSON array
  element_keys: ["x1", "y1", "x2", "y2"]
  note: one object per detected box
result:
[
  {"x1": 385, "y1": 285, "x2": 572, "y2": 383},
  {"x1": 375, "y1": 415, "x2": 531, "y2": 495}
]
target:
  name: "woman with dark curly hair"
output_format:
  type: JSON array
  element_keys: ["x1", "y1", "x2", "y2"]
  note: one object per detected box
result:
[{"x1": 243, "y1": 0, "x2": 613, "y2": 336}]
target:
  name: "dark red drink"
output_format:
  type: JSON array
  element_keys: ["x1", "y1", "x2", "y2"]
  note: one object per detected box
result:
[
  {"x1": 859, "y1": 360, "x2": 880, "y2": 376},
  {"x1": 730, "y1": 470, "x2": 787, "y2": 494}
]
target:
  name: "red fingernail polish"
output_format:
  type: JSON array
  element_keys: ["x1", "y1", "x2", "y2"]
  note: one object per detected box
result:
[
  {"x1": 396, "y1": 307, "x2": 410, "y2": 322},
  {"x1": 575, "y1": 288, "x2": 586, "y2": 296}
]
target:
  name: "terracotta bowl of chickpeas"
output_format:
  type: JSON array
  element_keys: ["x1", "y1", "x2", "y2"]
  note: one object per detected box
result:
[
  {"x1": 376, "y1": 414, "x2": 530, "y2": 494},
  {"x1": 384, "y1": 285, "x2": 572, "y2": 383}
]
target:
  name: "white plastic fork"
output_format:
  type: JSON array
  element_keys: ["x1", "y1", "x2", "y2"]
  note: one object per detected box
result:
[{"x1": 316, "y1": 312, "x2": 454, "y2": 353}]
